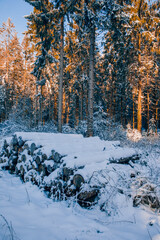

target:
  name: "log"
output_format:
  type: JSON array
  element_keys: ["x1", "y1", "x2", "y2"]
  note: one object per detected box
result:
[
  {"x1": 12, "y1": 145, "x2": 19, "y2": 153},
  {"x1": 12, "y1": 155, "x2": 18, "y2": 166},
  {"x1": 52, "y1": 180, "x2": 63, "y2": 200},
  {"x1": 65, "y1": 186, "x2": 76, "y2": 197},
  {"x1": 62, "y1": 167, "x2": 74, "y2": 181},
  {"x1": 43, "y1": 160, "x2": 55, "y2": 175},
  {"x1": 21, "y1": 154, "x2": 26, "y2": 163},
  {"x1": 73, "y1": 174, "x2": 84, "y2": 190},
  {"x1": 26, "y1": 161, "x2": 32, "y2": 172},
  {"x1": 109, "y1": 154, "x2": 140, "y2": 164},
  {"x1": 54, "y1": 152, "x2": 62, "y2": 163},
  {"x1": 11, "y1": 135, "x2": 18, "y2": 147},
  {"x1": 3, "y1": 140, "x2": 8, "y2": 150},
  {"x1": 42, "y1": 153, "x2": 47, "y2": 161},
  {"x1": 48, "y1": 150, "x2": 55, "y2": 160},
  {"x1": 38, "y1": 164, "x2": 47, "y2": 176},
  {"x1": 32, "y1": 161, "x2": 38, "y2": 170},
  {"x1": 19, "y1": 164, "x2": 25, "y2": 179},
  {"x1": 9, "y1": 154, "x2": 18, "y2": 166},
  {"x1": 30, "y1": 143, "x2": 36, "y2": 155},
  {"x1": 77, "y1": 189, "x2": 99, "y2": 207},
  {"x1": 2, "y1": 148, "x2": 10, "y2": 158},
  {"x1": 23, "y1": 143, "x2": 29, "y2": 151},
  {"x1": 15, "y1": 166, "x2": 20, "y2": 175},
  {"x1": 18, "y1": 136, "x2": 24, "y2": 147},
  {"x1": 6, "y1": 148, "x2": 10, "y2": 158},
  {"x1": 34, "y1": 156, "x2": 41, "y2": 166}
]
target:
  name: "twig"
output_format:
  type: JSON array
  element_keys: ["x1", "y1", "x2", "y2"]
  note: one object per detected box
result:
[
  {"x1": 0, "y1": 214, "x2": 14, "y2": 240},
  {"x1": 146, "y1": 226, "x2": 152, "y2": 240},
  {"x1": 0, "y1": 214, "x2": 21, "y2": 240},
  {"x1": 25, "y1": 187, "x2": 31, "y2": 204},
  {"x1": 94, "y1": 218, "x2": 135, "y2": 226}
]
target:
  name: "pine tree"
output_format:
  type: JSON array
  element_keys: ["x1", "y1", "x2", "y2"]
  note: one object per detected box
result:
[
  {"x1": 21, "y1": 34, "x2": 36, "y2": 126},
  {"x1": 0, "y1": 18, "x2": 16, "y2": 119},
  {"x1": 73, "y1": 0, "x2": 103, "y2": 136},
  {"x1": 150, "y1": 0, "x2": 160, "y2": 133},
  {"x1": 9, "y1": 33, "x2": 24, "y2": 107},
  {"x1": 25, "y1": 0, "x2": 56, "y2": 126},
  {"x1": 53, "y1": 0, "x2": 82, "y2": 132},
  {"x1": 127, "y1": 0, "x2": 153, "y2": 132}
]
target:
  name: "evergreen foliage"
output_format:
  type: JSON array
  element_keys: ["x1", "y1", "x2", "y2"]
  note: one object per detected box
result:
[{"x1": 0, "y1": 0, "x2": 159, "y2": 136}]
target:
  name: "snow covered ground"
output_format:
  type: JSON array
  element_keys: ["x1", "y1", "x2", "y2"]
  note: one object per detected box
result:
[
  {"x1": 0, "y1": 132, "x2": 160, "y2": 240},
  {"x1": 1, "y1": 170, "x2": 160, "y2": 240}
]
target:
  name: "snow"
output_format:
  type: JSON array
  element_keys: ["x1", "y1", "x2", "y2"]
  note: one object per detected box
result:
[
  {"x1": 2, "y1": 132, "x2": 140, "y2": 183},
  {"x1": 0, "y1": 132, "x2": 160, "y2": 240},
  {"x1": 9, "y1": 132, "x2": 138, "y2": 169},
  {"x1": 0, "y1": 169, "x2": 160, "y2": 240}
]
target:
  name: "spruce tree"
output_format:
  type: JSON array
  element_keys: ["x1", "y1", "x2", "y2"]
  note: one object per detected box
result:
[
  {"x1": 25, "y1": 0, "x2": 55, "y2": 126},
  {"x1": 0, "y1": 18, "x2": 16, "y2": 119}
]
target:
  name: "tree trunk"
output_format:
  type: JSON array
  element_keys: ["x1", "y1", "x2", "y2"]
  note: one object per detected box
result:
[
  {"x1": 66, "y1": 87, "x2": 71, "y2": 124},
  {"x1": 35, "y1": 83, "x2": 38, "y2": 127},
  {"x1": 155, "y1": 99, "x2": 158, "y2": 135},
  {"x1": 22, "y1": 58, "x2": 27, "y2": 121},
  {"x1": 63, "y1": 90, "x2": 66, "y2": 124},
  {"x1": 39, "y1": 85, "x2": 44, "y2": 125},
  {"x1": 87, "y1": 25, "x2": 95, "y2": 137},
  {"x1": 147, "y1": 73, "x2": 150, "y2": 134},
  {"x1": 137, "y1": 79, "x2": 142, "y2": 132},
  {"x1": 5, "y1": 41, "x2": 9, "y2": 120},
  {"x1": 137, "y1": 32, "x2": 142, "y2": 132},
  {"x1": 80, "y1": 83, "x2": 83, "y2": 121},
  {"x1": 49, "y1": 93, "x2": 52, "y2": 121},
  {"x1": 58, "y1": 16, "x2": 64, "y2": 132},
  {"x1": 133, "y1": 91, "x2": 135, "y2": 129},
  {"x1": 155, "y1": 25, "x2": 159, "y2": 135}
]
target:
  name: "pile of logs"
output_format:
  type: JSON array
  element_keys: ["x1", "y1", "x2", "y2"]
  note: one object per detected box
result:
[
  {"x1": 2, "y1": 134, "x2": 157, "y2": 211},
  {"x1": 0, "y1": 134, "x2": 98, "y2": 207}
]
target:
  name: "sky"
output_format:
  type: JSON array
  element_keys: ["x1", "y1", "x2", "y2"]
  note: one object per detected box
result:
[
  {"x1": 0, "y1": 0, "x2": 158, "y2": 43},
  {"x1": 0, "y1": 0, "x2": 33, "y2": 41}
]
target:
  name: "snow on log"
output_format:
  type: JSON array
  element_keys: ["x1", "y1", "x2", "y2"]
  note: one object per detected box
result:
[
  {"x1": 0, "y1": 133, "x2": 145, "y2": 210},
  {"x1": 109, "y1": 154, "x2": 140, "y2": 164}
]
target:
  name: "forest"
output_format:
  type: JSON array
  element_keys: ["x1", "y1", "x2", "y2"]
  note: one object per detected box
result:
[
  {"x1": 0, "y1": 0, "x2": 159, "y2": 137},
  {"x1": 1, "y1": 1, "x2": 160, "y2": 239}
]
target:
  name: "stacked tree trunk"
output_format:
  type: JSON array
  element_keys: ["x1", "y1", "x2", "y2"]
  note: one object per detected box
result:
[
  {"x1": 1, "y1": 134, "x2": 157, "y2": 211},
  {"x1": 0, "y1": 134, "x2": 98, "y2": 207}
]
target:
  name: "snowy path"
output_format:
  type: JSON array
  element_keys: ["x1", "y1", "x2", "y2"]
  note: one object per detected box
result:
[{"x1": 0, "y1": 170, "x2": 160, "y2": 240}]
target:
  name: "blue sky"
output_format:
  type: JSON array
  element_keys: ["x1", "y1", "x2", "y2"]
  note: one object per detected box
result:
[{"x1": 0, "y1": 0, "x2": 33, "y2": 41}]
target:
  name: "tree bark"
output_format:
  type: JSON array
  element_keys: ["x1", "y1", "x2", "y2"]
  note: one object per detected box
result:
[
  {"x1": 147, "y1": 73, "x2": 150, "y2": 134},
  {"x1": 137, "y1": 32, "x2": 142, "y2": 132},
  {"x1": 87, "y1": 25, "x2": 95, "y2": 137},
  {"x1": 80, "y1": 83, "x2": 83, "y2": 121},
  {"x1": 133, "y1": 91, "x2": 135, "y2": 129},
  {"x1": 156, "y1": 99, "x2": 158, "y2": 135},
  {"x1": 58, "y1": 16, "x2": 64, "y2": 132},
  {"x1": 35, "y1": 83, "x2": 38, "y2": 127},
  {"x1": 137, "y1": 79, "x2": 142, "y2": 132}
]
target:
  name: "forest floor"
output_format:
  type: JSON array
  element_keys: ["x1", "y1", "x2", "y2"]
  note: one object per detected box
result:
[{"x1": 0, "y1": 132, "x2": 160, "y2": 240}]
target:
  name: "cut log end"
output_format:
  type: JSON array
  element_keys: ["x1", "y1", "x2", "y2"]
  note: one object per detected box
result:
[{"x1": 73, "y1": 174, "x2": 84, "y2": 190}]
